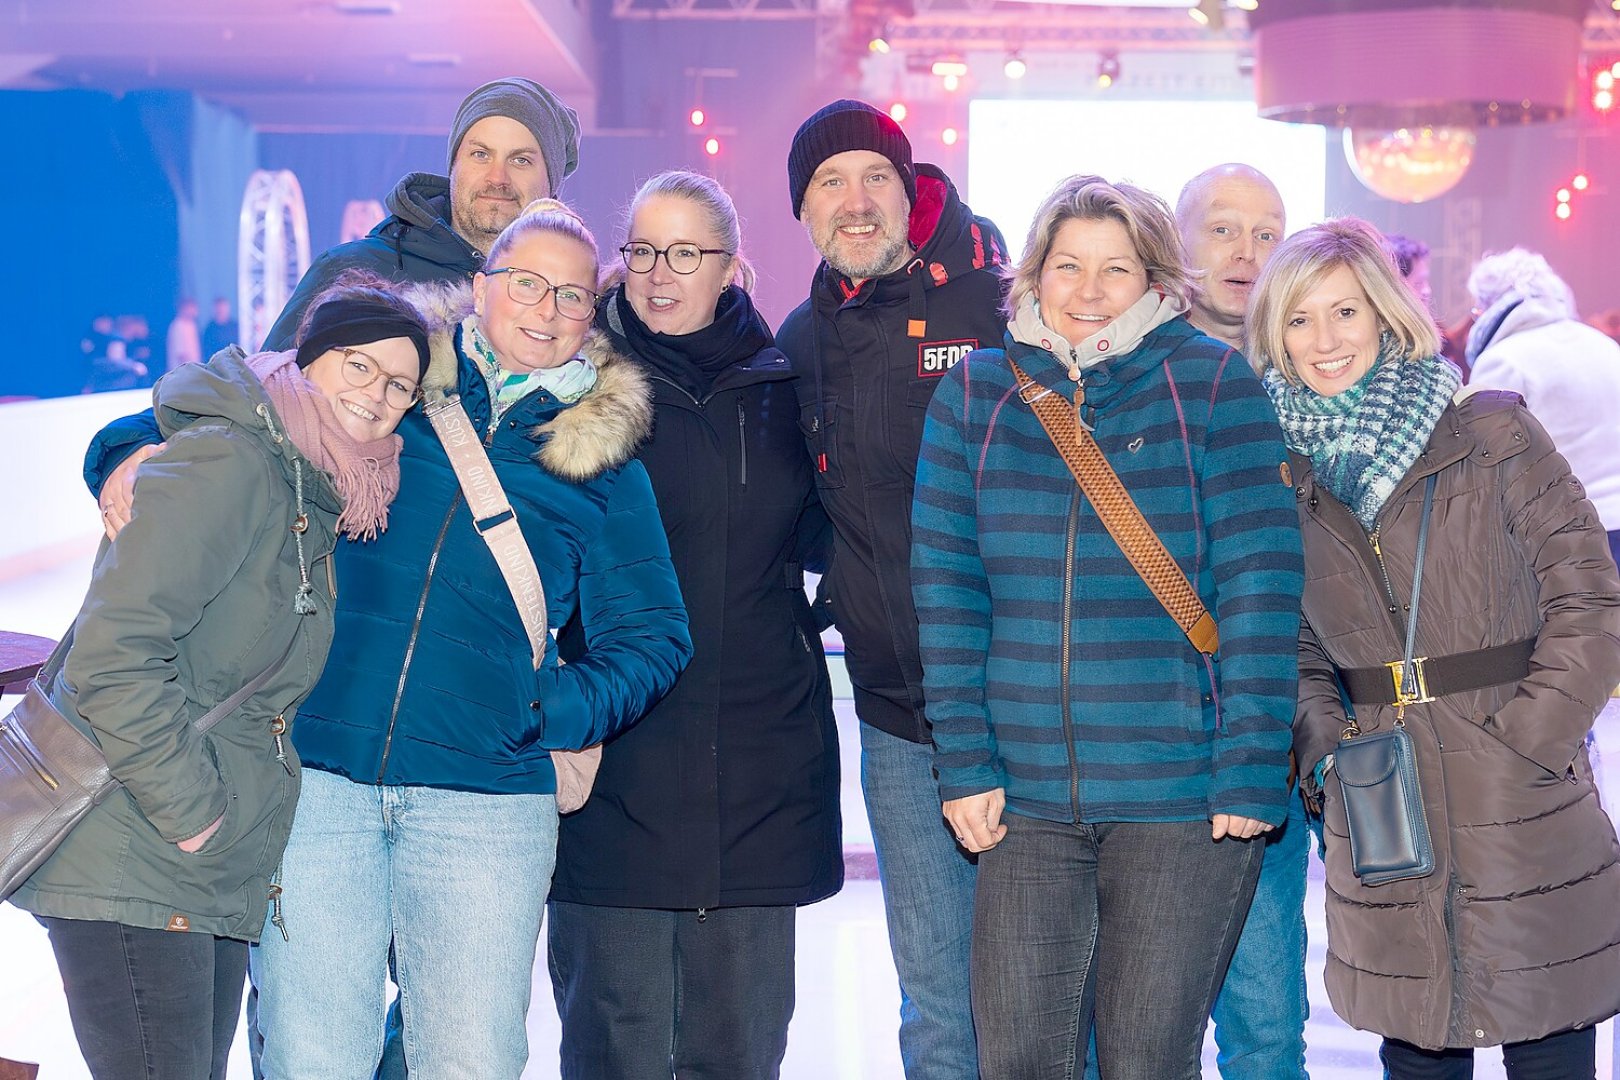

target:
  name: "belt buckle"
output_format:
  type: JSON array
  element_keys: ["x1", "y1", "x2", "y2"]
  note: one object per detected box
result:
[{"x1": 1386, "y1": 657, "x2": 1435, "y2": 708}]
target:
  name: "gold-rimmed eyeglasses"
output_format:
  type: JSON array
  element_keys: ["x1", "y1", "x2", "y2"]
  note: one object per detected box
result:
[
  {"x1": 484, "y1": 267, "x2": 599, "y2": 321},
  {"x1": 333, "y1": 348, "x2": 421, "y2": 410}
]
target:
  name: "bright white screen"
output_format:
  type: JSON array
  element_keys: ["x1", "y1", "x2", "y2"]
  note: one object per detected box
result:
[{"x1": 967, "y1": 99, "x2": 1327, "y2": 259}]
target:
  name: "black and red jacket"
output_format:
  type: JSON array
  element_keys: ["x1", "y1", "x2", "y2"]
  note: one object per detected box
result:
[{"x1": 778, "y1": 164, "x2": 1008, "y2": 744}]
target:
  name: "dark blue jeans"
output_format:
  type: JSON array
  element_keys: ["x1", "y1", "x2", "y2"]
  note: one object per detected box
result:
[
  {"x1": 547, "y1": 901, "x2": 796, "y2": 1080},
  {"x1": 1380, "y1": 1026, "x2": 1596, "y2": 1079},
  {"x1": 971, "y1": 815, "x2": 1263, "y2": 1080},
  {"x1": 40, "y1": 915, "x2": 248, "y2": 1080}
]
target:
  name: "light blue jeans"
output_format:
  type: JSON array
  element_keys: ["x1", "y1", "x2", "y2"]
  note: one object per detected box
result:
[
  {"x1": 861, "y1": 722, "x2": 980, "y2": 1079},
  {"x1": 251, "y1": 768, "x2": 557, "y2": 1079},
  {"x1": 1209, "y1": 788, "x2": 1310, "y2": 1080}
]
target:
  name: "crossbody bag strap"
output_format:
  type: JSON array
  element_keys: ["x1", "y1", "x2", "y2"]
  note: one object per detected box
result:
[
  {"x1": 1006, "y1": 355, "x2": 1219, "y2": 656},
  {"x1": 1392, "y1": 474, "x2": 1439, "y2": 721},
  {"x1": 424, "y1": 395, "x2": 549, "y2": 669}
]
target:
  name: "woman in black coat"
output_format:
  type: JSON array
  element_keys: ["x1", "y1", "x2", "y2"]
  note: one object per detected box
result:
[{"x1": 548, "y1": 170, "x2": 842, "y2": 1079}]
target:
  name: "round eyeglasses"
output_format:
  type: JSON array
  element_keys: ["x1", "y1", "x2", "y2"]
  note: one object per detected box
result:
[
  {"x1": 332, "y1": 348, "x2": 422, "y2": 410},
  {"x1": 619, "y1": 243, "x2": 733, "y2": 276},
  {"x1": 484, "y1": 267, "x2": 599, "y2": 321}
]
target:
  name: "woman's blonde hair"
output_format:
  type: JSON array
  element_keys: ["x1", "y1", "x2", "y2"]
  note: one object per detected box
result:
[
  {"x1": 1246, "y1": 217, "x2": 1441, "y2": 383},
  {"x1": 601, "y1": 171, "x2": 756, "y2": 294},
  {"x1": 1003, "y1": 174, "x2": 1196, "y2": 322},
  {"x1": 486, "y1": 197, "x2": 600, "y2": 285}
]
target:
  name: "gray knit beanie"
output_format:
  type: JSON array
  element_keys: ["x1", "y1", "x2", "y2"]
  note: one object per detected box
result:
[{"x1": 448, "y1": 77, "x2": 581, "y2": 196}]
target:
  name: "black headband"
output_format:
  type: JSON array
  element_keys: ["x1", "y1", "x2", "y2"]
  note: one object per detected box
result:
[{"x1": 295, "y1": 299, "x2": 431, "y2": 379}]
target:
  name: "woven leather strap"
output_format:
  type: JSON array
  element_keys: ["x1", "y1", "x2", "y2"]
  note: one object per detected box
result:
[{"x1": 1007, "y1": 356, "x2": 1219, "y2": 656}]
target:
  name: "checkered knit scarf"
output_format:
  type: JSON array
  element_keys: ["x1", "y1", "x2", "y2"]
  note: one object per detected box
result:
[{"x1": 1262, "y1": 340, "x2": 1461, "y2": 531}]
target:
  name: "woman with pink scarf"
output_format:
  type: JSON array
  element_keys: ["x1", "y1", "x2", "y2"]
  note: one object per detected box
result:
[{"x1": 8, "y1": 276, "x2": 428, "y2": 1080}]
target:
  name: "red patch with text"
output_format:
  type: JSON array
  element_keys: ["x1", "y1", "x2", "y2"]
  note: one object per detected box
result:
[{"x1": 918, "y1": 338, "x2": 978, "y2": 377}]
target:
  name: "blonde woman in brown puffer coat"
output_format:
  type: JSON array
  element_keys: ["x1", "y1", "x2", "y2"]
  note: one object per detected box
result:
[{"x1": 1247, "y1": 218, "x2": 1620, "y2": 1080}]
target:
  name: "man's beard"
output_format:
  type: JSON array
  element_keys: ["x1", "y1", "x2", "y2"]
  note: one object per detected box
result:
[
  {"x1": 453, "y1": 184, "x2": 523, "y2": 251},
  {"x1": 814, "y1": 212, "x2": 911, "y2": 281}
]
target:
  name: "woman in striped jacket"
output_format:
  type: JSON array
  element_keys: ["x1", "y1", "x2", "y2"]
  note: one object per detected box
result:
[{"x1": 910, "y1": 174, "x2": 1303, "y2": 1080}]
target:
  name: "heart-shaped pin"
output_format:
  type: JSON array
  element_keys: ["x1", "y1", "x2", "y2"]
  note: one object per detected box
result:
[{"x1": 1128, "y1": 437, "x2": 1145, "y2": 453}]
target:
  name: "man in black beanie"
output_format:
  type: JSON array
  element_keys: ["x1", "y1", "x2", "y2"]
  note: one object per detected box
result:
[
  {"x1": 259, "y1": 76, "x2": 581, "y2": 354},
  {"x1": 776, "y1": 99, "x2": 1008, "y2": 1079}
]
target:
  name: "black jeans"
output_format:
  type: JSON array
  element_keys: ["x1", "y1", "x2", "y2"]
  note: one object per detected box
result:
[
  {"x1": 548, "y1": 900, "x2": 797, "y2": 1080},
  {"x1": 1380, "y1": 1027, "x2": 1597, "y2": 1079},
  {"x1": 40, "y1": 916, "x2": 248, "y2": 1080},
  {"x1": 971, "y1": 815, "x2": 1264, "y2": 1080}
]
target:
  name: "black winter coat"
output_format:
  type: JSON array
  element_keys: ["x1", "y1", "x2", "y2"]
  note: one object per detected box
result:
[
  {"x1": 262, "y1": 172, "x2": 482, "y2": 351},
  {"x1": 777, "y1": 164, "x2": 1008, "y2": 743},
  {"x1": 550, "y1": 287, "x2": 843, "y2": 909}
]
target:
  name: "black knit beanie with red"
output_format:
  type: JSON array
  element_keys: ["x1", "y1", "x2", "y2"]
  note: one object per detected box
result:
[{"x1": 787, "y1": 99, "x2": 916, "y2": 219}]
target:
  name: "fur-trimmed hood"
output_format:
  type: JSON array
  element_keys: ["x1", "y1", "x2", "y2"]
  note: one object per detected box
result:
[{"x1": 404, "y1": 281, "x2": 652, "y2": 482}]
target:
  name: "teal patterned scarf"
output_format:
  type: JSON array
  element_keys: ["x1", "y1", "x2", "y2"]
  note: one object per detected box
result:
[{"x1": 1262, "y1": 339, "x2": 1461, "y2": 530}]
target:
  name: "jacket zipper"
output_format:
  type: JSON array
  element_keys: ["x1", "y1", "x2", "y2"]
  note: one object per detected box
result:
[
  {"x1": 376, "y1": 490, "x2": 463, "y2": 781},
  {"x1": 736, "y1": 398, "x2": 748, "y2": 487},
  {"x1": 1062, "y1": 486, "x2": 1082, "y2": 823},
  {"x1": 1368, "y1": 524, "x2": 1404, "y2": 617}
]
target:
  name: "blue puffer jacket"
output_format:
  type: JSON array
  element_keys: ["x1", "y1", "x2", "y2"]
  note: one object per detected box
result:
[{"x1": 84, "y1": 285, "x2": 693, "y2": 796}]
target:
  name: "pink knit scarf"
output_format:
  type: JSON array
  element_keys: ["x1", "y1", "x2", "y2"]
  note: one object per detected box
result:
[{"x1": 247, "y1": 351, "x2": 403, "y2": 541}]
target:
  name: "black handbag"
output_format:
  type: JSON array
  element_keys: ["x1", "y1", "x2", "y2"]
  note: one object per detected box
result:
[
  {"x1": 1334, "y1": 474, "x2": 1438, "y2": 887},
  {"x1": 1, "y1": 624, "x2": 298, "y2": 903}
]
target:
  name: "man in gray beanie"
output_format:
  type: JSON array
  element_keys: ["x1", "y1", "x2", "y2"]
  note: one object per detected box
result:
[{"x1": 259, "y1": 76, "x2": 582, "y2": 353}]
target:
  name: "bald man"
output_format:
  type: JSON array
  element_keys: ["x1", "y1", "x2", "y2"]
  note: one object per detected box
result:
[
  {"x1": 1177, "y1": 164, "x2": 1286, "y2": 350},
  {"x1": 1179, "y1": 163, "x2": 1310, "y2": 1080}
]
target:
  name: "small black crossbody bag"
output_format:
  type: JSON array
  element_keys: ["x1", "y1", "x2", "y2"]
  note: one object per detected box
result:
[{"x1": 1334, "y1": 474, "x2": 1438, "y2": 887}]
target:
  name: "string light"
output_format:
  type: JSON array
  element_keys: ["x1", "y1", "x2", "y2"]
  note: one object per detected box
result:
[
  {"x1": 942, "y1": 127, "x2": 959, "y2": 146},
  {"x1": 1574, "y1": 173, "x2": 1590, "y2": 190},
  {"x1": 689, "y1": 108, "x2": 705, "y2": 127},
  {"x1": 889, "y1": 102, "x2": 908, "y2": 123},
  {"x1": 1556, "y1": 202, "x2": 1572, "y2": 220},
  {"x1": 942, "y1": 73, "x2": 960, "y2": 92},
  {"x1": 1004, "y1": 53, "x2": 1027, "y2": 80},
  {"x1": 704, "y1": 137, "x2": 720, "y2": 156}
]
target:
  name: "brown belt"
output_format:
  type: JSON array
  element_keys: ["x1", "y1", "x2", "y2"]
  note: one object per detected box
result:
[{"x1": 1338, "y1": 638, "x2": 1535, "y2": 707}]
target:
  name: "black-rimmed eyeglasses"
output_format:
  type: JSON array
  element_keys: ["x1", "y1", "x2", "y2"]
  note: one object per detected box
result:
[
  {"x1": 619, "y1": 243, "x2": 733, "y2": 276},
  {"x1": 332, "y1": 348, "x2": 422, "y2": 410},
  {"x1": 484, "y1": 267, "x2": 599, "y2": 321}
]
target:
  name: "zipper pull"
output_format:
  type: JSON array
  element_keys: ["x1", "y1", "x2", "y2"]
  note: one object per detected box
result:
[
  {"x1": 696, "y1": 907, "x2": 708, "y2": 923},
  {"x1": 1370, "y1": 528, "x2": 1383, "y2": 558},
  {"x1": 269, "y1": 883, "x2": 289, "y2": 942},
  {"x1": 270, "y1": 714, "x2": 293, "y2": 775}
]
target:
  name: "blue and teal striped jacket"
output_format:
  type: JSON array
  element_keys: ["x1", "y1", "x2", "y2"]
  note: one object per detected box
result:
[{"x1": 911, "y1": 317, "x2": 1303, "y2": 825}]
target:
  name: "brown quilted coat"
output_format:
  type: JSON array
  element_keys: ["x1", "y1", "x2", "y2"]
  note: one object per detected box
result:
[{"x1": 1292, "y1": 390, "x2": 1620, "y2": 1051}]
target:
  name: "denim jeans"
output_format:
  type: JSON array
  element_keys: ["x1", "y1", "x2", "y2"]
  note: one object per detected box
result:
[
  {"x1": 1380, "y1": 1027, "x2": 1596, "y2": 1080},
  {"x1": 40, "y1": 916, "x2": 248, "y2": 1080},
  {"x1": 1209, "y1": 789, "x2": 1310, "y2": 1079},
  {"x1": 548, "y1": 901, "x2": 796, "y2": 1079},
  {"x1": 973, "y1": 815, "x2": 1263, "y2": 1080},
  {"x1": 250, "y1": 768, "x2": 558, "y2": 1079},
  {"x1": 860, "y1": 722, "x2": 979, "y2": 1079}
]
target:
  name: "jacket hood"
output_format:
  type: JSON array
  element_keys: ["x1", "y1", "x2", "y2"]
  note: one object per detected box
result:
[
  {"x1": 154, "y1": 348, "x2": 341, "y2": 509},
  {"x1": 372, "y1": 172, "x2": 483, "y2": 274},
  {"x1": 405, "y1": 281, "x2": 653, "y2": 482},
  {"x1": 1008, "y1": 313, "x2": 1210, "y2": 411},
  {"x1": 812, "y1": 163, "x2": 1007, "y2": 301},
  {"x1": 808, "y1": 163, "x2": 1008, "y2": 342},
  {"x1": 1479, "y1": 292, "x2": 1572, "y2": 348}
]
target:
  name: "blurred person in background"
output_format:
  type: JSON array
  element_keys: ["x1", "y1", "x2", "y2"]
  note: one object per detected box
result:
[{"x1": 1467, "y1": 247, "x2": 1620, "y2": 570}]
